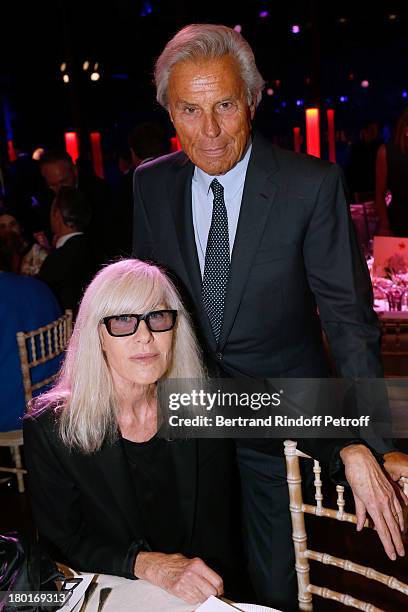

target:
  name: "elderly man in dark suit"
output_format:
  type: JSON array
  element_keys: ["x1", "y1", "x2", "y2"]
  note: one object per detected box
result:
[{"x1": 133, "y1": 24, "x2": 408, "y2": 610}]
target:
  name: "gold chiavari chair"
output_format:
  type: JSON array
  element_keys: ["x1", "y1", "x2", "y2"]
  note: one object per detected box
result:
[
  {"x1": 0, "y1": 310, "x2": 72, "y2": 492},
  {"x1": 284, "y1": 439, "x2": 408, "y2": 611}
]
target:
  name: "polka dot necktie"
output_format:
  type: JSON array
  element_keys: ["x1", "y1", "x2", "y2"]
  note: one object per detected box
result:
[{"x1": 202, "y1": 178, "x2": 230, "y2": 342}]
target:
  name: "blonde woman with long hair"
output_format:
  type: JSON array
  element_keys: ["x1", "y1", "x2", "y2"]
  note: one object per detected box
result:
[{"x1": 24, "y1": 259, "x2": 248, "y2": 605}]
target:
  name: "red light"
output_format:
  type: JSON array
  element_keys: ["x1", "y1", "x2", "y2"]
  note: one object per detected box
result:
[
  {"x1": 170, "y1": 136, "x2": 182, "y2": 152},
  {"x1": 293, "y1": 127, "x2": 301, "y2": 153},
  {"x1": 7, "y1": 140, "x2": 16, "y2": 162},
  {"x1": 327, "y1": 109, "x2": 336, "y2": 163},
  {"x1": 64, "y1": 132, "x2": 79, "y2": 163},
  {"x1": 90, "y1": 132, "x2": 104, "y2": 179},
  {"x1": 305, "y1": 108, "x2": 321, "y2": 158}
]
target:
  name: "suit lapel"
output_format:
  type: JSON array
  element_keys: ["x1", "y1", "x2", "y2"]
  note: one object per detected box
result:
[
  {"x1": 218, "y1": 134, "x2": 280, "y2": 348},
  {"x1": 167, "y1": 136, "x2": 280, "y2": 351}
]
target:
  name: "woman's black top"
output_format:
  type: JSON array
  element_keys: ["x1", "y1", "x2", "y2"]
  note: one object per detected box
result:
[{"x1": 122, "y1": 435, "x2": 185, "y2": 553}]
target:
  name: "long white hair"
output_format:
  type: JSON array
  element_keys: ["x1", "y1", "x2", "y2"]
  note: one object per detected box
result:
[{"x1": 32, "y1": 259, "x2": 205, "y2": 453}]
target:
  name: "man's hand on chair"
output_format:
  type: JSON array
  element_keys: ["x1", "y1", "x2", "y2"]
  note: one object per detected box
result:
[{"x1": 340, "y1": 444, "x2": 407, "y2": 560}]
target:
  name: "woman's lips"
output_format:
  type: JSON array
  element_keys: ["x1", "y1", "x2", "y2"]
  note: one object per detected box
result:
[{"x1": 130, "y1": 353, "x2": 159, "y2": 362}]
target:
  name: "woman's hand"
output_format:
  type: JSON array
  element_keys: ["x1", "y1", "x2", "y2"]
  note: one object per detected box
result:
[{"x1": 134, "y1": 551, "x2": 224, "y2": 604}]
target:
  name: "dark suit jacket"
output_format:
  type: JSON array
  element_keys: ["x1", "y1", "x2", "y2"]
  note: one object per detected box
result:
[
  {"x1": 23, "y1": 409, "x2": 247, "y2": 595},
  {"x1": 133, "y1": 131, "x2": 390, "y2": 458},
  {"x1": 37, "y1": 234, "x2": 96, "y2": 314}
]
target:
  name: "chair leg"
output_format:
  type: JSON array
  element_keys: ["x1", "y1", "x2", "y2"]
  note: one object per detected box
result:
[{"x1": 10, "y1": 445, "x2": 25, "y2": 493}]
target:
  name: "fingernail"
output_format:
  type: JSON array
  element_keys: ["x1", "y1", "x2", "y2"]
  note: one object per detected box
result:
[{"x1": 391, "y1": 554, "x2": 397, "y2": 561}]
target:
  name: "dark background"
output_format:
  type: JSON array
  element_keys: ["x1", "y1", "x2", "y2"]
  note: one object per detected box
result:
[{"x1": 1, "y1": 0, "x2": 407, "y2": 157}]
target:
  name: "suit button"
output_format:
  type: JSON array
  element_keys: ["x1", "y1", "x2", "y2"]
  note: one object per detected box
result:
[{"x1": 216, "y1": 352, "x2": 223, "y2": 361}]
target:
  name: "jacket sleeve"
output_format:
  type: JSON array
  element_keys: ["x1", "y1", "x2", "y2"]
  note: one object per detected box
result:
[
  {"x1": 23, "y1": 415, "x2": 147, "y2": 578},
  {"x1": 303, "y1": 163, "x2": 394, "y2": 453}
]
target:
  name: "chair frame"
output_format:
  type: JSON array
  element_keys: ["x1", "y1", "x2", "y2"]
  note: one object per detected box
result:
[
  {"x1": 0, "y1": 310, "x2": 72, "y2": 492},
  {"x1": 284, "y1": 439, "x2": 408, "y2": 612}
]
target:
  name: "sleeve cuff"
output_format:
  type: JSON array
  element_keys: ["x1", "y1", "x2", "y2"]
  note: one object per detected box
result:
[
  {"x1": 122, "y1": 538, "x2": 152, "y2": 579},
  {"x1": 329, "y1": 439, "x2": 385, "y2": 487}
]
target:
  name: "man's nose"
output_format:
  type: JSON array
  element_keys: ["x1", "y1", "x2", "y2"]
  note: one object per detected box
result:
[
  {"x1": 202, "y1": 111, "x2": 221, "y2": 138},
  {"x1": 134, "y1": 320, "x2": 153, "y2": 343}
]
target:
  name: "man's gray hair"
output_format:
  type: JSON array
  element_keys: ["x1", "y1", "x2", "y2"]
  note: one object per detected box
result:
[{"x1": 155, "y1": 24, "x2": 265, "y2": 109}]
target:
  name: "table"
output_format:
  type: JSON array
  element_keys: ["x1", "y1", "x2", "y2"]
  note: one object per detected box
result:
[
  {"x1": 65, "y1": 573, "x2": 280, "y2": 612},
  {"x1": 66, "y1": 573, "x2": 194, "y2": 611}
]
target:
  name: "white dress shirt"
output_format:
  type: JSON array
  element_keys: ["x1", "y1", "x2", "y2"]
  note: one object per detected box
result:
[{"x1": 191, "y1": 144, "x2": 252, "y2": 276}]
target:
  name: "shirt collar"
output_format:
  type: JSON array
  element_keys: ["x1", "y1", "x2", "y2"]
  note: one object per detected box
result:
[
  {"x1": 56, "y1": 232, "x2": 83, "y2": 249},
  {"x1": 193, "y1": 141, "x2": 252, "y2": 198}
]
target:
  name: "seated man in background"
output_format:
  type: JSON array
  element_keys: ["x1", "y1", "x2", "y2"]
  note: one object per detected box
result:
[
  {"x1": 0, "y1": 244, "x2": 61, "y2": 432},
  {"x1": 113, "y1": 122, "x2": 170, "y2": 257},
  {"x1": 37, "y1": 187, "x2": 96, "y2": 316}
]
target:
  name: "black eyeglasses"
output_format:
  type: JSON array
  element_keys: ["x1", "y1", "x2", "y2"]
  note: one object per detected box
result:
[{"x1": 102, "y1": 310, "x2": 177, "y2": 337}]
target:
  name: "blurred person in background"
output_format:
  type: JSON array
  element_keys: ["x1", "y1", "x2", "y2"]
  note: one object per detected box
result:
[
  {"x1": 0, "y1": 242, "x2": 61, "y2": 432},
  {"x1": 112, "y1": 122, "x2": 169, "y2": 257},
  {"x1": 346, "y1": 121, "x2": 382, "y2": 200},
  {"x1": 0, "y1": 207, "x2": 49, "y2": 275},
  {"x1": 37, "y1": 187, "x2": 96, "y2": 315},
  {"x1": 39, "y1": 149, "x2": 112, "y2": 264},
  {"x1": 375, "y1": 107, "x2": 408, "y2": 236}
]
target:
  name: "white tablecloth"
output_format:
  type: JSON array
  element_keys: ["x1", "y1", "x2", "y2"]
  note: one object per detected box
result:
[
  {"x1": 71, "y1": 573, "x2": 195, "y2": 611},
  {"x1": 69, "y1": 574, "x2": 280, "y2": 611}
]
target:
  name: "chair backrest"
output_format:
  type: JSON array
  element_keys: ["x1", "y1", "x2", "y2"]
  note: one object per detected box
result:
[
  {"x1": 284, "y1": 439, "x2": 408, "y2": 611},
  {"x1": 16, "y1": 310, "x2": 72, "y2": 405}
]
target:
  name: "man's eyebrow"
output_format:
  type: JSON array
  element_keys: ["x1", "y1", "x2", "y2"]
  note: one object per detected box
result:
[
  {"x1": 175, "y1": 96, "x2": 236, "y2": 107},
  {"x1": 176, "y1": 100, "x2": 199, "y2": 106}
]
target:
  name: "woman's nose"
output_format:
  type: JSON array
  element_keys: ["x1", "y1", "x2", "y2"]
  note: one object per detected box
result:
[{"x1": 134, "y1": 320, "x2": 153, "y2": 343}]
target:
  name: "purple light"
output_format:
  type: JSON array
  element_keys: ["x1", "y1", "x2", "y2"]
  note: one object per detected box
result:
[
  {"x1": 259, "y1": 11, "x2": 269, "y2": 18},
  {"x1": 296, "y1": 99, "x2": 304, "y2": 107},
  {"x1": 291, "y1": 25, "x2": 301, "y2": 34},
  {"x1": 281, "y1": 101, "x2": 287, "y2": 108},
  {"x1": 402, "y1": 91, "x2": 408, "y2": 98},
  {"x1": 340, "y1": 96, "x2": 348, "y2": 102},
  {"x1": 361, "y1": 80, "x2": 370, "y2": 88},
  {"x1": 234, "y1": 25, "x2": 242, "y2": 33},
  {"x1": 140, "y1": 1, "x2": 153, "y2": 16}
]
